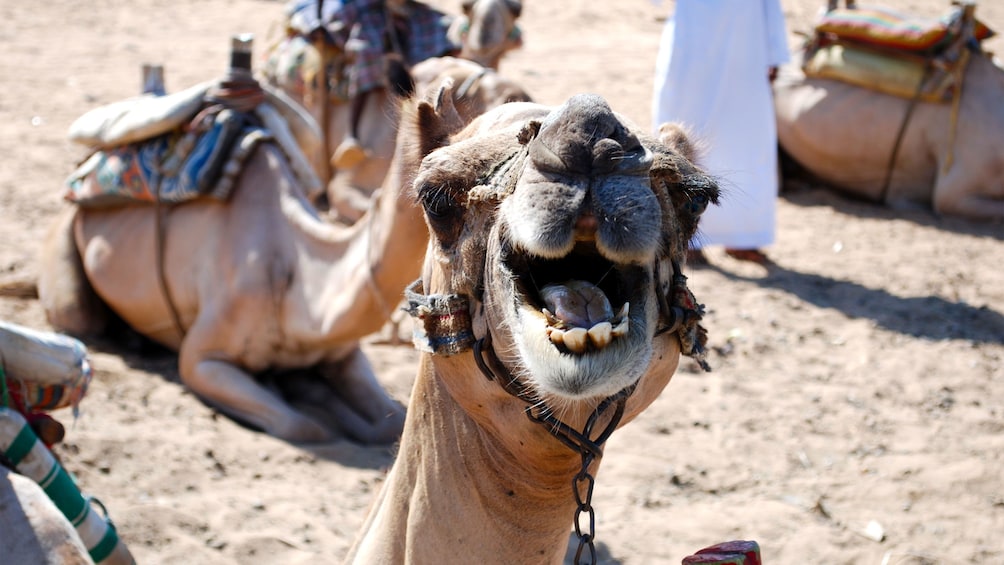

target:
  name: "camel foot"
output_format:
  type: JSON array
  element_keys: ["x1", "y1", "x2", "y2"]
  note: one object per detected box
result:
[
  {"x1": 331, "y1": 137, "x2": 368, "y2": 170},
  {"x1": 268, "y1": 411, "x2": 335, "y2": 444}
]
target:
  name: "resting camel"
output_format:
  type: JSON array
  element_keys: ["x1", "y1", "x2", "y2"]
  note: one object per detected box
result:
[
  {"x1": 264, "y1": 0, "x2": 528, "y2": 222},
  {"x1": 773, "y1": 15, "x2": 1004, "y2": 220},
  {"x1": 34, "y1": 71, "x2": 477, "y2": 444},
  {"x1": 345, "y1": 92, "x2": 720, "y2": 562}
]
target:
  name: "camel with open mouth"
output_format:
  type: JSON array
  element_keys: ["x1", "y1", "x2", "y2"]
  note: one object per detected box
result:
[{"x1": 345, "y1": 92, "x2": 720, "y2": 562}]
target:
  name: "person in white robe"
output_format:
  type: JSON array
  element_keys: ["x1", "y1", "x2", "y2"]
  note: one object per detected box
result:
[{"x1": 652, "y1": 0, "x2": 790, "y2": 263}]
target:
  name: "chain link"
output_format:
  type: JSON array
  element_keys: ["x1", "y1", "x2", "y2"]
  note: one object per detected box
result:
[
  {"x1": 473, "y1": 335, "x2": 636, "y2": 565},
  {"x1": 571, "y1": 452, "x2": 598, "y2": 564}
]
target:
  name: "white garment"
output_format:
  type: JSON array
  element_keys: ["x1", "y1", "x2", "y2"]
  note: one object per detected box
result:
[{"x1": 652, "y1": 0, "x2": 790, "y2": 249}]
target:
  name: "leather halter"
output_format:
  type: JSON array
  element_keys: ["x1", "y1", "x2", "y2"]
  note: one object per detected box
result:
[{"x1": 403, "y1": 257, "x2": 710, "y2": 399}]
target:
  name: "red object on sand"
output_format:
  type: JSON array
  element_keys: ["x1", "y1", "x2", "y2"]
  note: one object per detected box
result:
[{"x1": 682, "y1": 540, "x2": 762, "y2": 565}]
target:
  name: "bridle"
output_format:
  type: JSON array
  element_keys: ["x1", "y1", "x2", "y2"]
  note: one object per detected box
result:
[{"x1": 404, "y1": 256, "x2": 708, "y2": 564}]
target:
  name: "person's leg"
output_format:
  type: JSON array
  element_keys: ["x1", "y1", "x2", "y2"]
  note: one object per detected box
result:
[{"x1": 332, "y1": 90, "x2": 369, "y2": 170}]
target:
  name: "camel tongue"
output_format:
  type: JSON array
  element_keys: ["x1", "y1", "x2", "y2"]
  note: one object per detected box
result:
[{"x1": 540, "y1": 280, "x2": 614, "y2": 329}]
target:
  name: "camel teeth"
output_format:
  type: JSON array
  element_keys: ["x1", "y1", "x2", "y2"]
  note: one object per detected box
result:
[
  {"x1": 612, "y1": 316, "x2": 630, "y2": 338},
  {"x1": 588, "y1": 322, "x2": 613, "y2": 349},
  {"x1": 542, "y1": 308, "x2": 559, "y2": 326},
  {"x1": 548, "y1": 326, "x2": 565, "y2": 346},
  {"x1": 563, "y1": 327, "x2": 588, "y2": 354},
  {"x1": 618, "y1": 302, "x2": 629, "y2": 320}
]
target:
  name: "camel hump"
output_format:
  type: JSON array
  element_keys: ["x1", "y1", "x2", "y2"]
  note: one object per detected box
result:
[{"x1": 529, "y1": 94, "x2": 648, "y2": 176}]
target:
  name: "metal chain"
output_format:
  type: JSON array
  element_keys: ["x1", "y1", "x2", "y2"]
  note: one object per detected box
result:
[
  {"x1": 571, "y1": 451, "x2": 598, "y2": 564},
  {"x1": 525, "y1": 386, "x2": 634, "y2": 565},
  {"x1": 472, "y1": 335, "x2": 636, "y2": 564}
]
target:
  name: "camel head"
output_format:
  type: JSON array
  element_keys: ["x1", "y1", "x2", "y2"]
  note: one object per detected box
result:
[
  {"x1": 451, "y1": 0, "x2": 523, "y2": 69},
  {"x1": 408, "y1": 92, "x2": 718, "y2": 433}
]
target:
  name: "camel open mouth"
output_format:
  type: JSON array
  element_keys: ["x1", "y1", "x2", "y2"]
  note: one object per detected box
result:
[{"x1": 506, "y1": 240, "x2": 647, "y2": 356}]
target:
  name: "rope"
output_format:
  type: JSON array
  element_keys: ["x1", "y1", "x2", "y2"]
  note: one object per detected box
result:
[
  {"x1": 879, "y1": 62, "x2": 931, "y2": 204},
  {"x1": 941, "y1": 48, "x2": 970, "y2": 175},
  {"x1": 153, "y1": 179, "x2": 187, "y2": 342}
]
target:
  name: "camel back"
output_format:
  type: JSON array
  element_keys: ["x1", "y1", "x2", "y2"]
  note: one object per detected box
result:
[{"x1": 802, "y1": 2, "x2": 995, "y2": 103}]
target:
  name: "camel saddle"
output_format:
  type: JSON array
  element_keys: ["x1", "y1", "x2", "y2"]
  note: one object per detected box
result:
[
  {"x1": 802, "y1": 1, "x2": 995, "y2": 103},
  {"x1": 64, "y1": 75, "x2": 323, "y2": 208}
]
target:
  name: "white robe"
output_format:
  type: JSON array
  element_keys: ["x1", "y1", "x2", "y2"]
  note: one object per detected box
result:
[{"x1": 652, "y1": 0, "x2": 790, "y2": 249}]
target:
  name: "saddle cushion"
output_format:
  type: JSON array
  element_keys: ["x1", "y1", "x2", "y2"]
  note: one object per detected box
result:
[
  {"x1": 803, "y1": 41, "x2": 958, "y2": 103},
  {"x1": 68, "y1": 81, "x2": 212, "y2": 149},
  {"x1": 65, "y1": 108, "x2": 250, "y2": 207},
  {"x1": 816, "y1": 7, "x2": 994, "y2": 53}
]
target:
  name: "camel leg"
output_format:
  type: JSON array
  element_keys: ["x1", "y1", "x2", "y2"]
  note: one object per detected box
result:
[
  {"x1": 319, "y1": 347, "x2": 406, "y2": 445},
  {"x1": 37, "y1": 208, "x2": 109, "y2": 337},
  {"x1": 178, "y1": 339, "x2": 332, "y2": 443},
  {"x1": 933, "y1": 167, "x2": 1004, "y2": 220}
]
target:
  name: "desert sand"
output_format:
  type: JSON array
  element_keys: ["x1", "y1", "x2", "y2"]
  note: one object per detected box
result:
[{"x1": 0, "y1": 0, "x2": 1001, "y2": 563}]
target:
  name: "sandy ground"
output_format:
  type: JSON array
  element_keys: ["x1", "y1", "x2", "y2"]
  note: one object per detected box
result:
[{"x1": 1, "y1": 0, "x2": 1002, "y2": 563}]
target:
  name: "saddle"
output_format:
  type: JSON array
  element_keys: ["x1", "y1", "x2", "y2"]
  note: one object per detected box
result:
[
  {"x1": 65, "y1": 72, "x2": 323, "y2": 208},
  {"x1": 802, "y1": 1, "x2": 995, "y2": 103}
]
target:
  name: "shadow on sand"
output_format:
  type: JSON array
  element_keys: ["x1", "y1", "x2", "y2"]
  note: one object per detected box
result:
[{"x1": 704, "y1": 261, "x2": 1003, "y2": 345}]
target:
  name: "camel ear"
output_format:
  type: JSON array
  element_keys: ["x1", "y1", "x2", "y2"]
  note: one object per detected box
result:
[
  {"x1": 657, "y1": 122, "x2": 699, "y2": 165},
  {"x1": 433, "y1": 78, "x2": 463, "y2": 128},
  {"x1": 415, "y1": 78, "x2": 465, "y2": 156}
]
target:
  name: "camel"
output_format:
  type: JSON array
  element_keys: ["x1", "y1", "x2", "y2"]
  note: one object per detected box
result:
[
  {"x1": 773, "y1": 7, "x2": 1004, "y2": 221},
  {"x1": 344, "y1": 93, "x2": 720, "y2": 563},
  {"x1": 263, "y1": 0, "x2": 528, "y2": 222},
  {"x1": 34, "y1": 70, "x2": 478, "y2": 445},
  {"x1": 447, "y1": 0, "x2": 524, "y2": 70}
]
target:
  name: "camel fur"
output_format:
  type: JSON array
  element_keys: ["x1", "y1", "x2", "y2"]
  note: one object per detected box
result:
[
  {"x1": 345, "y1": 94, "x2": 718, "y2": 563},
  {"x1": 36, "y1": 81, "x2": 470, "y2": 444}
]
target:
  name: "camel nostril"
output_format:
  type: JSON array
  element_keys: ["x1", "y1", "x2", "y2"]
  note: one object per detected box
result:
[{"x1": 592, "y1": 138, "x2": 623, "y2": 174}]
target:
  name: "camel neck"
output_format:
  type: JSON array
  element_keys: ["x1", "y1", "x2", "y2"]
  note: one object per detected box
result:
[
  {"x1": 270, "y1": 143, "x2": 429, "y2": 343},
  {"x1": 345, "y1": 354, "x2": 588, "y2": 565}
]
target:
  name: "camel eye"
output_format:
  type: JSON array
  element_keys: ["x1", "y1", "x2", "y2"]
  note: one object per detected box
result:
[
  {"x1": 418, "y1": 183, "x2": 466, "y2": 248},
  {"x1": 686, "y1": 194, "x2": 708, "y2": 216},
  {"x1": 420, "y1": 185, "x2": 458, "y2": 220}
]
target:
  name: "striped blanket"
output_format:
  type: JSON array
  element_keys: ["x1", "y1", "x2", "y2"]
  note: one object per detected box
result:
[
  {"x1": 65, "y1": 107, "x2": 252, "y2": 208},
  {"x1": 816, "y1": 6, "x2": 995, "y2": 54}
]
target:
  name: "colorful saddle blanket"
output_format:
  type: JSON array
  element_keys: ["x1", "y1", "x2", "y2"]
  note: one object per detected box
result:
[
  {"x1": 65, "y1": 107, "x2": 267, "y2": 207},
  {"x1": 804, "y1": 3, "x2": 994, "y2": 103},
  {"x1": 815, "y1": 5, "x2": 994, "y2": 54}
]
